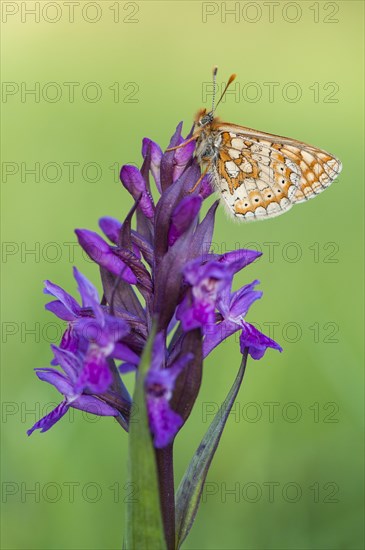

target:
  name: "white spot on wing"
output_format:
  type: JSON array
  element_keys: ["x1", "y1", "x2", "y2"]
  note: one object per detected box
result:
[
  {"x1": 231, "y1": 137, "x2": 246, "y2": 149},
  {"x1": 280, "y1": 197, "x2": 291, "y2": 209},
  {"x1": 290, "y1": 172, "x2": 300, "y2": 185},
  {"x1": 288, "y1": 185, "x2": 297, "y2": 199},
  {"x1": 301, "y1": 151, "x2": 313, "y2": 164},
  {"x1": 233, "y1": 185, "x2": 248, "y2": 199},
  {"x1": 244, "y1": 178, "x2": 257, "y2": 191},
  {"x1": 319, "y1": 173, "x2": 330, "y2": 185},
  {"x1": 240, "y1": 159, "x2": 252, "y2": 173},
  {"x1": 267, "y1": 203, "x2": 280, "y2": 214},
  {"x1": 225, "y1": 161, "x2": 239, "y2": 178},
  {"x1": 252, "y1": 153, "x2": 270, "y2": 166},
  {"x1": 219, "y1": 177, "x2": 230, "y2": 193},
  {"x1": 229, "y1": 148, "x2": 240, "y2": 159},
  {"x1": 285, "y1": 158, "x2": 300, "y2": 174},
  {"x1": 255, "y1": 206, "x2": 267, "y2": 217}
]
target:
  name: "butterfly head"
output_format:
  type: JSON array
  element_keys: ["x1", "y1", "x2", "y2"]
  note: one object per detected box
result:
[{"x1": 195, "y1": 108, "x2": 214, "y2": 128}]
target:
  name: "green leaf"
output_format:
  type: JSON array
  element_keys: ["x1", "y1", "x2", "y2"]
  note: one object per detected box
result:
[
  {"x1": 126, "y1": 327, "x2": 167, "y2": 550},
  {"x1": 175, "y1": 350, "x2": 249, "y2": 548}
]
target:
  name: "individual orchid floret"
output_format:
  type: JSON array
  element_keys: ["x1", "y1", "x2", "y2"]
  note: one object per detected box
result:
[
  {"x1": 203, "y1": 280, "x2": 283, "y2": 359},
  {"x1": 27, "y1": 346, "x2": 121, "y2": 435},
  {"x1": 176, "y1": 259, "x2": 233, "y2": 331},
  {"x1": 45, "y1": 268, "x2": 135, "y2": 393},
  {"x1": 145, "y1": 333, "x2": 192, "y2": 448}
]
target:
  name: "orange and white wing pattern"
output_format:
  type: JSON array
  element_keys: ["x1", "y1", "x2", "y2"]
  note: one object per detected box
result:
[{"x1": 210, "y1": 128, "x2": 342, "y2": 221}]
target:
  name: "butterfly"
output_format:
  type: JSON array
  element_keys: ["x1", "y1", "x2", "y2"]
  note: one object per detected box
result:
[{"x1": 169, "y1": 69, "x2": 342, "y2": 221}]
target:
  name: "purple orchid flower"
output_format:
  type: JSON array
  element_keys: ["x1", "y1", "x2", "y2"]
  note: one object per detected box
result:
[
  {"x1": 203, "y1": 280, "x2": 283, "y2": 360},
  {"x1": 45, "y1": 267, "x2": 136, "y2": 394},
  {"x1": 27, "y1": 345, "x2": 121, "y2": 435},
  {"x1": 145, "y1": 333, "x2": 192, "y2": 448},
  {"x1": 176, "y1": 260, "x2": 233, "y2": 331},
  {"x1": 29, "y1": 121, "x2": 281, "y2": 446}
]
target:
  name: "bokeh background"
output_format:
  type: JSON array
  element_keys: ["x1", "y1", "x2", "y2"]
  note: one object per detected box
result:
[{"x1": 1, "y1": 1, "x2": 364, "y2": 549}]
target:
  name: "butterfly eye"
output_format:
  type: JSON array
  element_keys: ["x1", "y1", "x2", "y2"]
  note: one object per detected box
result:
[{"x1": 200, "y1": 112, "x2": 214, "y2": 126}]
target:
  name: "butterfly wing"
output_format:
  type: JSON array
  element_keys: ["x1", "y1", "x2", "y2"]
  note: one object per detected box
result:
[{"x1": 209, "y1": 125, "x2": 342, "y2": 221}]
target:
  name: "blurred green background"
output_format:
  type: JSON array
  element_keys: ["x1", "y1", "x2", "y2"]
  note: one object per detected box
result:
[{"x1": 1, "y1": 1, "x2": 364, "y2": 549}]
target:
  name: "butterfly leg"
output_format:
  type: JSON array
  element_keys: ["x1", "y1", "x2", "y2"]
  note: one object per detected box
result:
[
  {"x1": 166, "y1": 132, "x2": 200, "y2": 152},
  {"x1": 189, "y1": 161, "x2": 211, "y2": 193}
]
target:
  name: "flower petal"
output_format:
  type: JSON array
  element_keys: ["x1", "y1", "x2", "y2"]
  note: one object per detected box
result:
[
  {"x1": 75, "y1": 229, "x2": 137, "y2": 284},
  {"x1": 154, "y1": 167, "x2": 187, "y2": 260},
  {"x1": 35, "y1": 367, "x2": 74, "y2": 396},
  {"x1": 177, "y1": 259, "x2": 233, "y2": 331},
  {"x1": 73, "y1": 267, "x2": 100, "y2": 308},
  {"x1": 120, "y1": 165, "x2": 154, "y2": 219},
  {"x1": 71, "y1": 395, "x2": 119, "y2": 416},
  {"x1": 119, "y1": 362, "x2": 138, "y2": 374},
  {"x1": 113, "y1": 342, "x2": 140, "y2": 364},
  {"x1": 216, "y1": 249, "x2": 262, "y2": 274},
  {"x1": 160, "y1": 122, "x2": 184, "y2": 191},
  {"x1": 99, "y1": 217, "x2": 142, "y2": 259},
  {"x1": 142, "y1": 138, "x2": 163, "y2": 193},
  {"x1": 173, "y1": 139, "x2": 196, "y2": 182},
  {"x1": 76, "y1": 346, "x2": 113, "y2": 394},
  {"x1": 183, "y1": 259, "x2": 232, "y2": 287},
  {"x1": 168, "y1": 195, "x2": 202, "y2": 246},
  {"x1": 149, "y1": 332, "x2": 165, "y2": 371},
  {"x1": 177, "y1": 295, "x2": 216, "y2": 332},
  {"x1": 99, "y1": 216, "x2": 122, "y2": 245},
  {"x1": 199, "y1": 174, "x2": 214, "y2": 199},
  {"x1": 240, "y1": 322, "x2": 283, "y2": 359},
  {"x1": 74, "y1": 314, "x2": 127, "y2": 348},
  {"x1": 45, "y1": 301, "x2": 76, "y2": 321},
  {"x1": 154, "y1": 221, "x2": 196, "y2": 330},
  {"x1": 190, "y1": 201, "x2": 219, "y2": 261},
  {"x1": 147, "y1": 398, "x2": 183, "y2": 448},
  {"x1": 51, "y1": 344, "x2": 81, "y2": 383},
  {"x1": 202, "y1": 320, "x2": 238, "y2": 358},
  {"x1": 57, "y1": 326, "x2": 85, "y2": 358},
  {"x1": 44, "y1": 280, "x2": 81, "y2": 317},
  {"x1": 228, "y1": 281, "x2": 262, "y2": 319},
  {"x1": 27, "y1": 400, "x2": 70, "y2": 435}
]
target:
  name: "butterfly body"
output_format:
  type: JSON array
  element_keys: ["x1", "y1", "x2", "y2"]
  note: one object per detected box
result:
[{"x1": 193, "y1": 109, "x2": 342, "y2": 221}]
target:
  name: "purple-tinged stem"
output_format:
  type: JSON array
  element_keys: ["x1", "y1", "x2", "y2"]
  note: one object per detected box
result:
[{"x1": 155, "y1": 443, "x2": 175, "y2": 549}]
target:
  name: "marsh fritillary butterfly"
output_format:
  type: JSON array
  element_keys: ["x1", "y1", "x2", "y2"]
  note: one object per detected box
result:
[{"x1": 169, "y1": 68, "x2": 342, "y2": 221}]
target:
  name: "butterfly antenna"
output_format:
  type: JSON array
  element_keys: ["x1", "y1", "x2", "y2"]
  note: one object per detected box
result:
[
  {"x1": 211, "y1": 66, "x2": 218, "y2": 114},
  {"x1": 214, "y1": 73, "x2": 237, "y2": 111}
]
